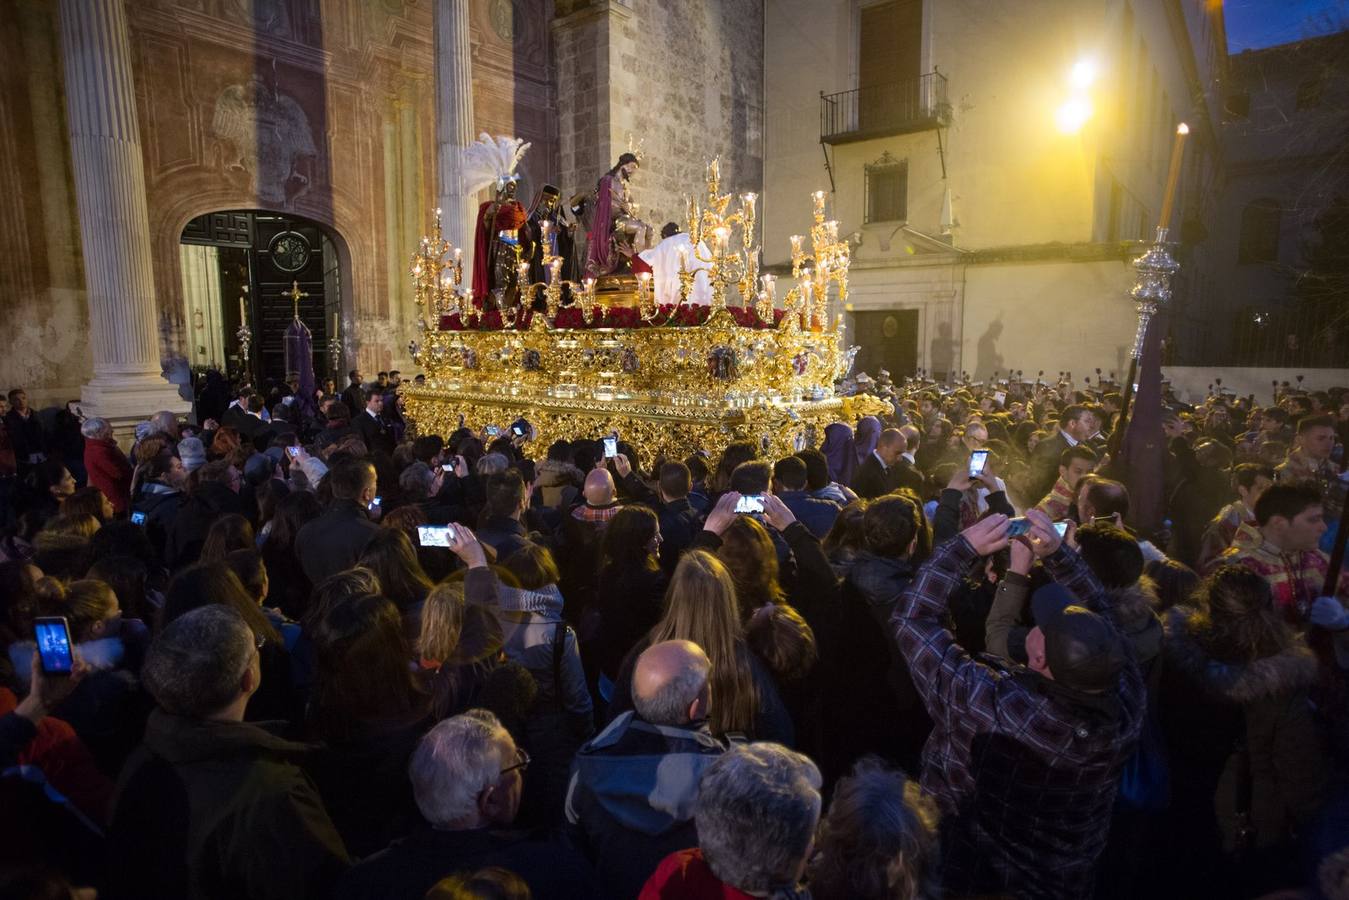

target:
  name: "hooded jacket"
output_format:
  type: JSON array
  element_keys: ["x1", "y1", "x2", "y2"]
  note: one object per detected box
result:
[
  {"x1": 105, "y1": 710, "x2": 349, "y2": 900},
  {"x1": 1161, "y1": 607, "x2": 1329, "y2": 852},
  {"x1": 567, "y1": 711, "x2": 727, "y2": 900}
]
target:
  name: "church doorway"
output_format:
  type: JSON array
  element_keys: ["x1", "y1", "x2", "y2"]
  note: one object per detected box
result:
[
  {"x1": 179, "y1": 210, "x2": 343, "y2": 387},
  {"x1": 852, "y1": 309, "x2": 919, "y2": 380}
]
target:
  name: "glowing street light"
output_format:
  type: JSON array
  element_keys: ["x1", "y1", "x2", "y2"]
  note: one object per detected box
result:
[
  {"x1": 1056, "y1": 96, "x2": 1093, "y2": 134},
  {"x1": 1069, "y1": 58, "x2": 1098, "y2": 90}
]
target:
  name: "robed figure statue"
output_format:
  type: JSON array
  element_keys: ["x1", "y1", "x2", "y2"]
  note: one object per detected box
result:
[
  {"x1": 471, "y1": 179, "x2": 528, "y2": 306},
  {"x1": 459, "y1": 133, "x2": 531, "y2": 308},
  {"x1": 585, "y1": 152, "x2": 655, "y2": 278}
]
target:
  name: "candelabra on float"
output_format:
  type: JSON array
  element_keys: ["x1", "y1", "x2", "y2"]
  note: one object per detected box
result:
[
  {"x1": 329, "y1": 312, "x2": 342, "y2": 376},
  {"x1": 685, "y1": 157, "x2": 759, "y2": 316},
  {"x1": 515, "y1": 238, "x2": 602, "y2": 325},
  {"x1": 786, "y1": 190, "x2": 851, "y2": 331},
  {"x1": 409, "y1": 208, "x2": 468, "y2": 337}
]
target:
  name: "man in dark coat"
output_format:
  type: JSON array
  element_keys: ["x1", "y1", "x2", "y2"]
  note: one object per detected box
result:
[
  {"x1": 771, "y1": 456, "x2": 840, "y2": 539},
  {"x1": 340, "y1": 369, "x2": 365, "y2": 416},
  {"x1": 106, "y1": 605, "x2": 350, "y2": 899},
  {"x1": 1029, "y1": 405, "x2": 1101, "y2": 503},
  {"x1": 337, "y1": 710, "x2": 595, "y2": 900},
  {"x1": 4, "y1": 388, "x2": 46, "y2": 473},
  {"x1": 296, "y1": 458, "x2": 381, "y2": 585},
  {"x1": 854, "y1": 427, "x2": 915, "y2": 500},
  {"x1": 566, "y1": 640, "x2": 726, "y2": 900},
  {"x1": 164, "y1": 459, "x2": 247, "y2": 569},
  {"x1": 131, "y1": 452, "x2": 189, "y2": 564},
  {"x1": 352, "y1": 388, "x2": 394, "y2": 456}
]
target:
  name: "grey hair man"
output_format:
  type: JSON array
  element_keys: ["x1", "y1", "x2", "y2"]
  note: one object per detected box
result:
[
  {"x1": 79, "y1": 416, "x2": 112, "y2": 441},
  {"x1": 107, "y1": 605, "x2": 350, "y2": 898},
  {"x1": 642, "y1": 742, "x2": 823, "y2": 895},
  {"x1": 567, "y1": 640, "x2": 725, "y2": 900},
  {"x1": 337, "y1": 710, "x2": 595, "y2": 900}
]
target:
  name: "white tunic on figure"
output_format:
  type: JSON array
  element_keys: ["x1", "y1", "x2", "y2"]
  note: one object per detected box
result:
[{"x1": 638, "y1": 232, "x2": 712, "y2": 305}]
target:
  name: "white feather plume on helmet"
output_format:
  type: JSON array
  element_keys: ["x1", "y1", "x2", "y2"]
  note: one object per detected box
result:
[{"x1": 460, "y1": 132, "x2": 531, "y2": 195}]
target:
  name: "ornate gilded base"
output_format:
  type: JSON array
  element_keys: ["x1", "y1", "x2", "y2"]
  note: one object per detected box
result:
[{"x1": 402, "y1": 384, "x2": 889, "y2": 460}]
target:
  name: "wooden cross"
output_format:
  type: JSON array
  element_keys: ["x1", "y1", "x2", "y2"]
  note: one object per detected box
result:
[{"x1": 287, "y1": 280, "x2": 309, "y2": 319}]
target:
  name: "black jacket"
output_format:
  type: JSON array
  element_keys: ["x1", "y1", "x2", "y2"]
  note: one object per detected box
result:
[
  {"x1": 165, "y1": 481, "x2": 248, "y2": 569},
  {"x1": 335, "y1": 825, "x2": 596, "y2": 900},
  {"x1": 852, "y1": 453, "x2": 895, "y2": 504},
  {"x1": 105, "y1": 710, "x2": 349, "y2": 900},
  {"x1": 132, "y1": 483, "x2": 183, "y2": 564},
  {"x1": 295, "y1": 499, "x2": 381, "y2": 585},
  {"x1": 352, "y1": 409, "x2": 394, "y2": 456}
]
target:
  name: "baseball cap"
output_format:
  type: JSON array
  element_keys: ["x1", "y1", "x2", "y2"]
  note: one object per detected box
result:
[{"x1": 1034, "y1": 584, "x2": 1128, "y2": 693}]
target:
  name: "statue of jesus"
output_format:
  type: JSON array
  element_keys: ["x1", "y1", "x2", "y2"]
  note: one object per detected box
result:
[{"x1": 585, "y1": 152, "x2": 654, "y2": 278}]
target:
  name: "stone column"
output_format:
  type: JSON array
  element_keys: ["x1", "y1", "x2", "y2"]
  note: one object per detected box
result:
[
  {"x1": 435, "y1": 0, "x2": 477, "y2": 287},
  {"x1": 58, "y1": 0, "x2": 189, "y2": 435}
]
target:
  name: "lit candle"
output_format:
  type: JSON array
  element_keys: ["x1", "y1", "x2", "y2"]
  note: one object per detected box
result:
[
  {"x1": 812, "y1": 190, "x2": 826, "y2": 217},
  {"x1": 1157, "y1": 123, "x2": 1190, "y2": 231},
  {"x1": 454, "y1": 247, "x2": 462, "y2": 262},
  {"x1": 239, "y1": 296, "x2": 246, "y2": 322},
  {"x1": 550, "y1": 259, "x2": 562, "y2": 283},
  {"x1": 584, "y1": 277, "x2": 596, "y2": 298},
  {"x1": 708, "y1": 158, "x2": 720, "y2": 184},
  {"x1": 790, "y1": 235, "x2": 803, "y2": 259},
  {"x1": 760, "y1": 274, "x2": 776, "y2": 300},
  {"x1": 518, "y1": 261, "x2": 531, "y2": 285},
  {"x1": 713, "y1": 226, "x2": 730, "y2": 254},
  {"x1": 678, "y1": 246, "x2": 689, "y2": 270},
  {"x1": 825, "y1": 220, "x2": 839, "y2": 242},
  {"x1": 639, "y1": 271, "x2": 652, "y2": 285},
  {"x1": 741, "y1": 192, "x2": 757, "y2": 214},
  {"x1": 435, "y1": 207, "x2": 442, "y2": 218}
]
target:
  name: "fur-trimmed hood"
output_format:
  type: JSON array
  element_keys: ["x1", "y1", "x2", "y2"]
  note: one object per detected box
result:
[
  {"x1": 535, "y1": 458, "x2": 584, "y2": 487},
  {"x1": 1163, "y1": 605, "x2": 1319, "y2": 705},
  {"x1": 1104, "y1": 579, "x2": 1164, "y2": 666}
]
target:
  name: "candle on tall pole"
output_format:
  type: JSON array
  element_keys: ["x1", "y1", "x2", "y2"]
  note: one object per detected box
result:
[{"x1": 1157, "y1": 123, "x2": 1190, "y2": 230}]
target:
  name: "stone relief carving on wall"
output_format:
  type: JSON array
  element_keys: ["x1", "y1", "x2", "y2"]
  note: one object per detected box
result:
[{"x1": 211, "y1": 77, "x2": 318, "y2": 206}]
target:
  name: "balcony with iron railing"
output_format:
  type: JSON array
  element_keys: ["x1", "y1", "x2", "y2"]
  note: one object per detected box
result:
[{"x1": 820, "y1": 70, "x2": 949, "y2": 144}]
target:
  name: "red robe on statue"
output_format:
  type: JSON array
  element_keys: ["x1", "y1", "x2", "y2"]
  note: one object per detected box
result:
[{"x1": 472, "y1": 199, "x2": 528, "y2": 300}]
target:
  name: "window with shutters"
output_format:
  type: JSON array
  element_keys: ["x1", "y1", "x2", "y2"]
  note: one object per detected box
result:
[{"x1": 865, "y1": 154, "x2": 908, "y2": 224}]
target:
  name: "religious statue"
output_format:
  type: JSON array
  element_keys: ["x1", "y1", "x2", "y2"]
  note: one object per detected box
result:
[
  {"x1": 585, "y1": 152, "x2": 655, "y2": 278},
  {"x1": 522, "y1": 184, "x2": 576, "y2": 285},
  {"x1": 637, "y1": 222, "x2": 713, "y2": 305},
  {"x1": 460, "y1": 133, "x2": 531, "y2": 308}
]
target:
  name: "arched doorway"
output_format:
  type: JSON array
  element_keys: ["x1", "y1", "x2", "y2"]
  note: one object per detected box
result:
[{"x1": 178, "y1": 210, "x2": 344, "y2": 387}]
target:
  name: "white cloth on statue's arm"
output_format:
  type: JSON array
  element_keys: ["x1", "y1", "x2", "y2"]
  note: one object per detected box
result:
[{"x1": 637, "y1": 233, "x2": 712, "y2": 305}]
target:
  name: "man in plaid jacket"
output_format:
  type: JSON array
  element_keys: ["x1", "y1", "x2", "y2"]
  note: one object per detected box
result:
[{"x1": 892, "y1": 509, "x2": 1145, "y2": 899}]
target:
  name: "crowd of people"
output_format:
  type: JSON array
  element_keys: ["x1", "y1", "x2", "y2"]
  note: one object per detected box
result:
[{"x1": 2, "y1": 367, "x2": 1348, "y2": 900}]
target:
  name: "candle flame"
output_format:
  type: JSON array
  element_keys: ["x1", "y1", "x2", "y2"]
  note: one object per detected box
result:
[{"x1": 1177, "y1": 122, "x2": 1189, "y2": 135}]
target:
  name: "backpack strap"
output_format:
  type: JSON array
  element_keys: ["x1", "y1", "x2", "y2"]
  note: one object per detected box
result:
[{"x1": 552, "y1": 619, "x2": 567, "y2": 712}]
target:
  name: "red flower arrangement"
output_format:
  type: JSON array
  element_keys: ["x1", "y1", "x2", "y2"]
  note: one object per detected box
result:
[{"x1": 438, "y1": 304, "x2": 787, "y2": 332}]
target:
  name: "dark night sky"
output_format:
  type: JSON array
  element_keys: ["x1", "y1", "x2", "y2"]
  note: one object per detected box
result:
[{"x1": 1224, "y1": 0, "x2": 1348, "y2": 53}]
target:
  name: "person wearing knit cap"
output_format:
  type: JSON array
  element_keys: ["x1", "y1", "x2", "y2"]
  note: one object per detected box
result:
[{"x1": 178, "y1": 437, "x2": 207, "y2": 474}]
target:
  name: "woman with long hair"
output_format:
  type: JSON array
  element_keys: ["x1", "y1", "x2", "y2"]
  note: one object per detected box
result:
[
  {"x1": 592, "y1": 505, "x2": 666, "y2": 691},
  {"x1": 358, "y1": 528, "x2": 435, "y2": 643},
  {"x1": 60, "y1": 487, "x2": 113, "y2": 523},
  {"x1": 610, "y1": 550, "x2": 792, "y2": 743},
  {"x1": 305, "y1": 592, "x2": 429, "y2": 857},
  {"x1": 716, "y1": 515, "x2": 784, "y2": 618},
  {"x1": 259, "y1": 489, "x2": 323, "y2": 619},
  {"x1": 1158, "y1": 565, "x2": 1330, "y2": 897},
  {"x1": 161, "y1": 562, "x2": 292, "y2": 721},
  {"x1": 199, "y1": 513, "x2": 255, "y2": 563}
]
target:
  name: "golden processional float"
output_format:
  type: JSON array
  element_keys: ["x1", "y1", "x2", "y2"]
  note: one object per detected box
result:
[{"x1": 401, "y1": 160, "x2": 888, "y2": 459}]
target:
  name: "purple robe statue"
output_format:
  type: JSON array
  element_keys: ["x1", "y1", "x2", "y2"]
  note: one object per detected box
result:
[{"x1": 284, "y1": 315, "x2": 317, "y2": 419}]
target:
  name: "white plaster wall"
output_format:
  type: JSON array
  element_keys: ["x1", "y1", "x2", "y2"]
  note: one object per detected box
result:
[{"x1": 961, "y1": 258, "x2": 1138, "y2": 381}]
